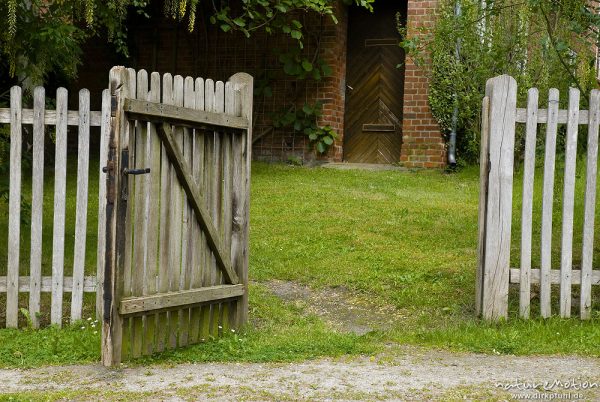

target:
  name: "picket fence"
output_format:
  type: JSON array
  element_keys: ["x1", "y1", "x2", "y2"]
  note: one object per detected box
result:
[
  {"x1": 477, "y1": 75, "x2": 600, "y2": 320},
  {"x1": 0, "y1": 86, "x2": 110, "y2": 328}
]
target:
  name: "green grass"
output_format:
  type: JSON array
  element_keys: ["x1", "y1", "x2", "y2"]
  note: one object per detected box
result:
[{"x1": 2, "y1": 159, "x2": 600, "y2": 368}]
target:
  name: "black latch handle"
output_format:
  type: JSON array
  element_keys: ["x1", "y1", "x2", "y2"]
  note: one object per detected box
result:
[{"x1": 123, "y1": 168, "x2": 151, "y2": 175}]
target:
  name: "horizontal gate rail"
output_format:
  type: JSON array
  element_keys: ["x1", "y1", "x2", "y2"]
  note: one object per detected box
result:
[
  {"x1": 123, "y1": 98, "x2": 249, "y2": 130},
  {"x1": 119, "y1": 284, "x2": 245, "y2": 316}
]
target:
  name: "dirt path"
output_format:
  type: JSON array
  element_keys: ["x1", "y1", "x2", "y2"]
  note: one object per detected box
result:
[
  {"x1": 3, "y1": 282, "x2": 599, "y2": 400},
  {"x1": 2, "y1": 347, "x2": 600, "y2": 401}
]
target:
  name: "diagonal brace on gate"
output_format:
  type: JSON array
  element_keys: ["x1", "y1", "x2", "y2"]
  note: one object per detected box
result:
[{"x1": 157, "y1": 122, "x2": 239, "y2": 285}]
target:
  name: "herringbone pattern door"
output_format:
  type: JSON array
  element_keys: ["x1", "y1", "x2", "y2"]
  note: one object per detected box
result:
[{"x1": 344, "y1": 1, "x2": 406, "y2": 164}]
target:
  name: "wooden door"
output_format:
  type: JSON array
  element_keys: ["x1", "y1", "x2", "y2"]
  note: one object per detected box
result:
[
  {"x1": 102, "y1": 66, "x2": 252, "y2": 366},
  {"x1": 344, "y1": 1, "x2": 407, "y2": 164}
]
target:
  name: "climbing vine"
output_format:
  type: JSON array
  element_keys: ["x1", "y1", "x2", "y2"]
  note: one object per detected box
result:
[{"x1": 1, "y1": 0, "x2": 374, "y2": 156}]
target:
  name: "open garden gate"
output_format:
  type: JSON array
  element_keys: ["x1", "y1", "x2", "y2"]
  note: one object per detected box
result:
[{"x1": 102, "y1": 66, "x2": 253, "y2": 366}]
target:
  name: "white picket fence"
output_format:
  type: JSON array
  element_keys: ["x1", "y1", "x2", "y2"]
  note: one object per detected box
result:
[
  {"x1": 477, "y1": 75, "x2": 600, "y2": 320},
  {"x1": 0, "y1": 86, "x2": 110, "y2": 328}
]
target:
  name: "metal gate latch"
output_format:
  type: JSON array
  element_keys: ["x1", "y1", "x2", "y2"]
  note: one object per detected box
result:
[{"x1": 123, "y1": 168, "x2": 151, "y2": 175}]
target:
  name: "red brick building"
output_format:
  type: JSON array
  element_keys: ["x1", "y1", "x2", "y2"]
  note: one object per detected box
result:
[{"x1": 75, "y1": 0, "x2": 445, "y2": 168}]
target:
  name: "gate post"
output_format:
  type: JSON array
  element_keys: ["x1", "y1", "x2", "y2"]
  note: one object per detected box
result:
[
  {"x1": 478, "y1": 75, "x2": 517, "y2": 321},
  {"x1": 102, "y1": 66, "x2": 129, "y2": 366},
  {"x1": 229, "y1": 73, "x2": 253, "y2": 327}
]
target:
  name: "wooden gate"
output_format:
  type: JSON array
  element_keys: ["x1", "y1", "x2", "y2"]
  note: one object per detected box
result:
[{"x1": 102, "y1": 66, "x2": 252, "y2": 366}]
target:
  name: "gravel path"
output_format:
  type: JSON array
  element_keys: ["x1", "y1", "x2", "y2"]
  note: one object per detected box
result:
[{"x1": 2, "y1": 346, "x2": 600, "y2": 401}]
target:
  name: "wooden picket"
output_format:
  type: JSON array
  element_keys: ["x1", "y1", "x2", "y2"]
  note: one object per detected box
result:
[
  {"x1": 0, "y1": 86, "x2": 110, "y2": 328},
  {"x1": 478, "y1": 75, "x2": 600, "y2": 320},
  {"x1": 101, "y1": 66, "x2": 252, "y2": 366}
]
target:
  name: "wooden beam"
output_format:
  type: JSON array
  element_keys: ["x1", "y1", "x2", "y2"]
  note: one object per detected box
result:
[
  {"x1": 157, "y1": 122, "x2": 239, "y2": 285},
  {"x1": 0, "y1": 276, "x2": 97, "y2": 292},
  {"x1": 0, "y1": 108, "x2": 102, "y2": 126},
  {"x1": 509, "y1": 268, "x2": 600, "y2": 285},
  {"x1": 515, "y1": 108, "x2": 589, "y2": 125},
  {"x1": 119, "y1": 285, "x2": 244, "y2": 315},
  {"x1": 123, "y1": 98, "x2": 248, "y2": 130}
]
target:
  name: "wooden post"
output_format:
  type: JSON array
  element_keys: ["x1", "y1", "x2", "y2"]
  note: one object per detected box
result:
[
  {"x1": 480, "y1": 75, "x2": 517, "y2": 320},
  {"x1": 102, "y1": 66, "x2": 129, "y2": 367},
  {"x1": 229, "y1": 73, "x2": 253, "y2": 326}
]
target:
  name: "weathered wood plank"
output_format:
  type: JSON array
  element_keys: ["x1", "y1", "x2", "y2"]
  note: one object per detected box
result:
[
  {"x1": 156, "y1": 123, "x2": 239, "y2": 285},
  {"x1": 230, "y1": 73, "x2": 253, "y2": 326},
  {"x1": 167, "y1": 74, "x2": 185, "y2": 349},
  {"x1": 102, "y1": 66, "x2": 128, "y2": 367},
  {"x1": 560, "y1": 88, "x2": 580, "y2": 318},
  {"x1": 51, "y1": 87, "x2": 69, "y2": 327},
  {"x1": 6, "y1": 86, "x2": 22, "y2": 328},
  {"x1": 118, "y1": 67, "x2": 137, "y2": 361},
  {"x1": 481, "y1": 75, "x2": 517, "y2": 320},
  {"x1": 223, "y1": 82, "x2": 234, "y2": 330},
  {"x1": 119, "y1": 285, "x2": 245, "y2": 316},
  {"x1": 71, "y1": 89, "x2": 91, "y2": 323},
  {"x1": 143, "y1": 71, "x2": 161, "y2": 355},
  {"x1": 122, "y1": 98, "x2": 248, "y2": 130},
  {"x1": 96, "y1": 89, "x2": 111, "y2": 321},
  {"x1": 510, "y1": 268, "x2": 600, "y2": 286},
  {"x1": 130, "y1": 69, "x2": 149, "y2": 358},
  {"x1": 515, "y1": 108, "x2": 588, "y2": 125},
  {"x1": 156, "y1": 72, "x2": 173, "y2": 353},
  {"x1": 0, "y1": 108, "x2": 103, "y2": 126},
  {"x1": 29, "y1": 86, "x2": 45, "y2": 329},
  {"x1": 189, "y1": 77, "x2": 205, "y2": 345},
  {"x1": 213, "y1": 81, "x2": 226, "y2": 336},
  {"x1": 540, "y1": 88, "x2": 560, "y2": 318},
  {"x1": 178, "y1": 76, "x2": 196, "y2": 347},
  {"x1": 204, "y1": 78, "x2": 218, "y2": 338},
  {"x1": 519, "y1": 88, "x2": 538, "y2": 319},
  {"x1": 580, "y1": 90, "x2": 600, "y2": 319},
  {"x1": 0, "y1": 276, "x2": 97, "y2": 292},
  {"x1": 475, "y1": 96, "x2": 490, "y2": 317}
]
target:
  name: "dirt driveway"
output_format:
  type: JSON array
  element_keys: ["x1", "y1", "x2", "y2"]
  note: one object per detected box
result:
[{"x1": 2, "y1": 346, "x2": 600, "y2": 401}]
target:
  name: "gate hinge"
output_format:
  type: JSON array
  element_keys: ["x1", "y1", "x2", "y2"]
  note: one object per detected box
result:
[{"x1": 111, "y1": 96, "x2": 118, "y2": 117}]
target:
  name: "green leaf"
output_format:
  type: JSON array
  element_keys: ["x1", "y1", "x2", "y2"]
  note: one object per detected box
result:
[
  {"x1": 309, "y1": 133, "x2": 318, "y2": 141},
  {"x1": 302, "y1": 104, "x2": 313, "y2": 115},
  {"x1": 233, "y1": 18, "x2": 246, "y2": 27},
  {"x1": 316, "y1": 142, "x2": 326, "y2": 153},
  {"x1": 290, "y1": 30, "x2": 302, "y2": 40},
  {"x1": 220, "y1": 24, "x2": 231, "y2": 32},
  {"x1": 293, "y1": 121, "x2": 302, "y2": 131},
  {"x1": 301, "y1": 60, "x2": 313, "y2": 72},
  {"x1": 321, "y1": 63, "x2": 333, "y2": 77},
  {"x1": 323, "y1": 136, "x2": 334, "y2": 145}
]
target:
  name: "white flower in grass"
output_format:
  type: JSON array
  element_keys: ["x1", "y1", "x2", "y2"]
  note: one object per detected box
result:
[{"x1": 218, "y1": 326, "x2": 223, "y2": 329}]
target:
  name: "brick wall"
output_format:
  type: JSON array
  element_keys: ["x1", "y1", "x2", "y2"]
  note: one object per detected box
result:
[
  {"x1": 400, "y1": 0, "x2": 446, "y2": 168},
  {"x1": 74, "y1": 0, "x2": 444, "y2": 167},
  {"x1": 74, "y1": 1, "x2": 347, "y2": 163}
]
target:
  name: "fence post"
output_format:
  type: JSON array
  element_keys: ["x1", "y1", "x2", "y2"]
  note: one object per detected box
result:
[
  {"x1": 479, "y1": 75, "x2": 517, "y2": 320},
  {"x1": 229, "y1": 72, "x2": 253, "y2": 327},
  {"x1": 102, "y1": 66, "x2": 129, "y2": 367}
]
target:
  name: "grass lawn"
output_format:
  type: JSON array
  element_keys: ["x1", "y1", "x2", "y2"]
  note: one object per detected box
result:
[{"x1": 1, "y1": 159, "x2": 600, "y2": 368}]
